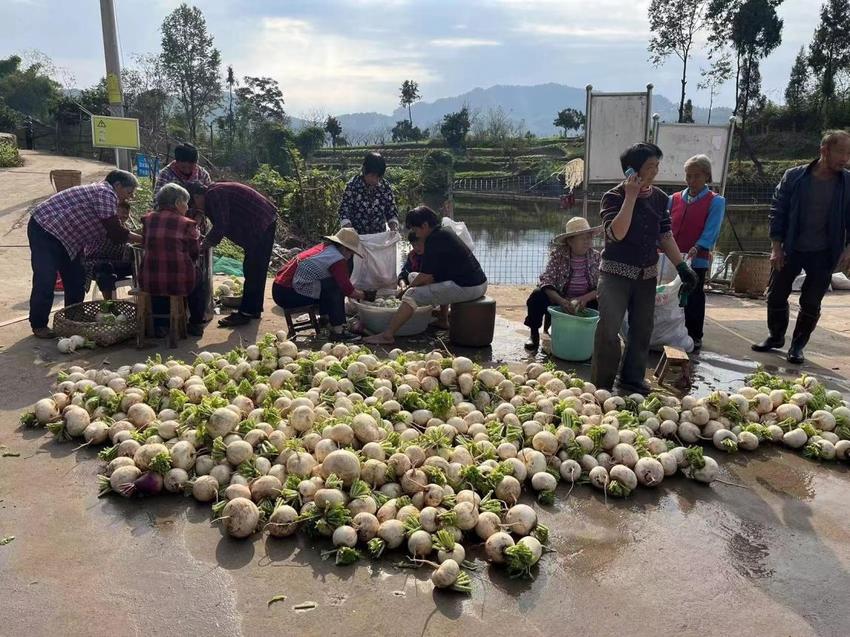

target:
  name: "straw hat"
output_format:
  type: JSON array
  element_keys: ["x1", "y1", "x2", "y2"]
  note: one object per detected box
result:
[
  {"x1": 553, "y1": 216, "x2": 602, "y2": 245},
  {"x1": 324, "y1": 227, "x2": 364, "y2": 258}
]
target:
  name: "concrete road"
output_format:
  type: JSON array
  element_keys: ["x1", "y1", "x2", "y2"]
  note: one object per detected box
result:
[
  {"x1": 0, "y1": 151, "x2": 113, "y2": 326},
  {"x1": 2, "y1": 154, "x2": 850, "y2": 637}
]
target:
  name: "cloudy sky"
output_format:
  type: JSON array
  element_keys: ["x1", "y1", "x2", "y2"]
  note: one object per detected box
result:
[{"x1": 1, "y1": 0, "x2": 817, "y2": 117}]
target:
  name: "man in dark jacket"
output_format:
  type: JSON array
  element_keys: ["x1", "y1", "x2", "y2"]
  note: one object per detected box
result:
[
  {"x1": 752, "y1": 130, "x2": 850, "y2": 364},
  {"x1": 188, "y1": 182, "x2": 277, "y2": 328}
]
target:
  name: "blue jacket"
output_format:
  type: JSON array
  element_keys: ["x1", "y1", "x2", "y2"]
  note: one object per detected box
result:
[{"x1": 769, "y1": 160, "x2": 850, "y2": 265}]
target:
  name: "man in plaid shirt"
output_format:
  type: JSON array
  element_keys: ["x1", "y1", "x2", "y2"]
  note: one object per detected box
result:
[
  {"x1": 28, "y1": 170, "x2": 141, "y2": 338},
  {"x1": 153, "y1": 143, "x2": 211, "y2": 195},
  {"x1": 188, "y1": 182, "x2": 277, "y2": 327}
]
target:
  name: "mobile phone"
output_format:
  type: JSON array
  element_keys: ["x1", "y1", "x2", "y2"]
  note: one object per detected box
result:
[{"x1": 624, "y1": 167, "x2": 636, "y2": 178}]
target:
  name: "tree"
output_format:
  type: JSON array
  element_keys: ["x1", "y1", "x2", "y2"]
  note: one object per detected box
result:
[
  {"x1": 391, "y1": 119, "x2": 426, "y2": 142},
  {"x1": 0, "y1": 54, "x2": 61, "y2": 121},
  {"x1": 235, "y1": 76, "x2": 286, "y2": 124},
  {"x1": 553, "y1": 108, "x2": 586, "y2": 136},
  {"x1": 785, "y1": 47, "x2": 811, "y2": 113},
  {"x1": 123, "y1": 54, "x2": 174, "y2": 158},
  {"x1": 160, "y1": 3, "x2": 222, "y2": 142},
  {"x1": 294, "y1": 126, "x2": 327, "y2": 159},
  {"x1": 648, "y1": 0, "x2": 710, "y2": 122},
  {"x1": 324, "y1": 116, "x2": 343, "y2": 148},
  {"x1": 808, "y1": 0, "x2": 850, "y2": 109},
  {"x1": 440, "y1": 107, "x2": 471, "y2": 149},
  {"x1": 399, "y1": 80, "x2": 421, "y2": 126},
  {"x1": 0, "y1": 99, "x2": 20, "y2": 132},
  {"x1": 682, "y1": 99, "x2": 695, "y2": 123},
  {"x1": 737, "y1": 59, "x2": 767, "y2": 126},
  {"x1": 698, "y1": 54, "x2": 732, "y2": 124},
  {"x1": 707, "y1": 0, "x2": 783, "y2": 126},
  {"x1": 225, "y1": 65, "x2": 237, "y2": 151}
]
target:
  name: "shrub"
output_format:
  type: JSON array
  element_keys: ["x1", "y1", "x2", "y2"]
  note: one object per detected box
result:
[{"x1": 0, "y1": 140, "x2": 23, "y2": 167}]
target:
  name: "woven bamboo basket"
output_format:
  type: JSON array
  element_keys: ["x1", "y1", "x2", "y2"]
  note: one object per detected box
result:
[
  {"x1": 53, "y1": 300, "x2": 138, "y2": 347},
  {"x1": 729, "y1": 252, "x2": 772, "y2": 295},
  {"x1": 49, "y1": 169, "x2": 82, "y2": 192}
]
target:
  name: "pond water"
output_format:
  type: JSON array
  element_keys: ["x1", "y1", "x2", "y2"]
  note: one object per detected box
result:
[{"x1": 451, "y1": 194, "x2": 771, "y2": 284}]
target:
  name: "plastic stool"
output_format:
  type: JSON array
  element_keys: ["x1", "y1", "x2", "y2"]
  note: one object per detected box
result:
[
  {"x1": 136, "y1": 292, "x2": 187, "y2": 349},
  {"x1": 284, "y1": 304, "x2": 320, "y2": 338},
  {"x1": 449, "y1": 296, "x2": 496, "y2": 347}
]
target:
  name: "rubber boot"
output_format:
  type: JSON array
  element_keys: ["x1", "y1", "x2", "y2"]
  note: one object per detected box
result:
[
  {"x1": 751, "y1": 306, "x2": 789, "y2": 352},
  {"x1": 787, "y1": 310, "x2": 819, "y2": 365}
]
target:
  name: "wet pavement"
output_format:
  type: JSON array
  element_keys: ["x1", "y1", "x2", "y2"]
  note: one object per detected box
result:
[{"x1": 2, "y1": 298, "x2": 850, "y2": 637}]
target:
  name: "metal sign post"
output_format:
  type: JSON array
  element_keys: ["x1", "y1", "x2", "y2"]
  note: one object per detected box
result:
[{"x1": 100, "y1": 0, "x2": 130, "y2": 170}]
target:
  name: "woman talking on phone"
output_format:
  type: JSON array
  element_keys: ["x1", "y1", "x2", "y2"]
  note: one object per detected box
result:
[{"x1": 590, "y1": 143, "x2": 699, "y2": 394}]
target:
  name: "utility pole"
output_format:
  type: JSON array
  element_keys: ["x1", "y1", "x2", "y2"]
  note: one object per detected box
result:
[{"x1": 99, "y1": 0, "x2": 130, "y2": 170}]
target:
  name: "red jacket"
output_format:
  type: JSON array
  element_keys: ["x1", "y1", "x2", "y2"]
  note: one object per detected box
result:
[
  {"x1": 670, "y1": 190, "x2": 715, "y2": 255},
  {"x1": 139, "y1": 209, "x2": 200, "y2": 296},
  {"x1": 274, "y1": 243, "x2": 354, "y2": 296}
]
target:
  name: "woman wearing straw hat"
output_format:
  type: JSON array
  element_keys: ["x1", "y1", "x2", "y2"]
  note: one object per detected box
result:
[
  {"x1": 272, "y1": 227, "x2": 368, "y2": 341},
  {"x1": 523, "y1": 216, "x2": 602, "y2": 350}
]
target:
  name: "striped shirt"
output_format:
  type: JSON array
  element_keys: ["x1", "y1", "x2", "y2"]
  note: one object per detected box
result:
[
  {"x1": 565, "y1": 255, "x2": 591, "y2": 297},
  {"x1": 30, "y1": 182, "x2": 118, "y2": 260}
]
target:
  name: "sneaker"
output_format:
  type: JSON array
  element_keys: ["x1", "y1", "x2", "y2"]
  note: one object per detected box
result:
[{"x1": 330, "y1": 329, "x2": 361, "y2": 342}]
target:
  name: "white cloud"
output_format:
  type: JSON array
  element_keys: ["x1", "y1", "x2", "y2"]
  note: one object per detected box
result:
[
  {"x1": 429, "y1": 38, "x2": 501, "y2": 48},
  {"x1": 240, "y1": 16, "x2": 438, "y2": 114},
  {"x1": 516, "y1": 22, "x2": 648, "y2": 41}
]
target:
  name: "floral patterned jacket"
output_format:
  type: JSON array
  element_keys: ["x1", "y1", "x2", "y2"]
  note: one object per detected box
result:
[
  {"x1": 338, "y1": 175, "x2": 399, "y2": 234},
  {"x1": 538, "y1": 245, "x2": 601, "y2": 295}
]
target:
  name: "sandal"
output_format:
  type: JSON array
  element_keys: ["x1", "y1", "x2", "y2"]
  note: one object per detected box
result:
[{"x1": 218, "y1": 312, "x2": 252, "y2": 327}]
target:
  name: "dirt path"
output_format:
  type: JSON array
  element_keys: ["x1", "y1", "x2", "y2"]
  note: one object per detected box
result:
[{"x1": 0, "y1": 151, "x2": 113, "y2": 325}]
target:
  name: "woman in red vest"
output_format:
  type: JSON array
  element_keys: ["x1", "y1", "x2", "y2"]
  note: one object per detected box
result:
[
  {"x1": 669, "y1": 154, "x2": 726, "y2": 349},
  {"x1": 272, "y1": 228, "x2": 367, "y2": 341}
]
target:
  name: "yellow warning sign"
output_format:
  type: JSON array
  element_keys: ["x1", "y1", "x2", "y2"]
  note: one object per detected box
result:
[
  {"x1": 106, "y1": 73, "x2": 123, "y2": 105},
  {"x1": 90, "y1": 115, "x2": 140, "y2": 149}
]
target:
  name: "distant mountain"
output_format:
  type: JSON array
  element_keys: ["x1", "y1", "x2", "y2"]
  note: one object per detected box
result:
[{"x1": 309, "y1": 83, "x2": 733, "y2": 140}]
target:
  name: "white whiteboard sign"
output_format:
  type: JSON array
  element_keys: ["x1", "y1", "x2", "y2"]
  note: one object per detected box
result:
[
  {"x1": 587, "y1": 93, "x2": 650, "y2": 182},
  {"x1": 653, "y1": 122, "x2": 733, "y2": 186}
]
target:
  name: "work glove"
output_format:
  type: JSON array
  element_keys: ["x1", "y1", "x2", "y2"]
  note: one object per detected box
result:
[{"x1": 676, "y1": 261, "x2": 699, "y2": 308}]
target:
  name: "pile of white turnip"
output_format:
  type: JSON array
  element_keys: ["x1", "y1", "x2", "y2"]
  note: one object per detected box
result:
[{"x1": 20, "y1": 333, "x2": 850, "y2": 593}]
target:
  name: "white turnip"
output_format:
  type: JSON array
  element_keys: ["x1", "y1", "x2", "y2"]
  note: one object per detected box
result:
[
  {"x1": 633, "y1": 457, "x2": 664, "y2": 487},
  {"x1": 485, "y1": 532, "x2": 515, "y2": 563},
  {"x1": 504, "y1": 504, "x2": 536, "y2": 536},
  {"x1": 192, "y1": 475, "x2": 220, "y2": 502},
  {"x1": 221, "y1": 497, "x2": 260, "y2": 538}
]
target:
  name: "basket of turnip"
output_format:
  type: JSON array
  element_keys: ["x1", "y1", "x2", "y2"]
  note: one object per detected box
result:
[
  {"x1": 214, "y1": 277, "x2": 244, "y2": 308},
  {"x1": 53, "y1": 299, "x2": 137, "y2": 346}
]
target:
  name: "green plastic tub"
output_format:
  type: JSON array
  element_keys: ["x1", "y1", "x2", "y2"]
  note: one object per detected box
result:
[{"x1": 547, "y1": 306, "x2": 600, "y2": 361}]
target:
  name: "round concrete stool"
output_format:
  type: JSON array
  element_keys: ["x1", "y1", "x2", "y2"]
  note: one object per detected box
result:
[{"x1": 449, "y1": 295, "x2": 496, "y2": 347}]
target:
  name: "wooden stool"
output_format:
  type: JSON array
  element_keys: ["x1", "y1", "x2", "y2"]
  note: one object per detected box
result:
[
  {"x1": 449, "y1": 296, "x2": 496, "y2": 347},
  {"x1": 284, "y1": 304, "x2": 320, "y2": 338},
  {"x1": 654, "y1": 345, "x2": 691, "y2": 386},
  {"x1": 136, "y1": 292, "x2": 187, "y2": 349}
]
